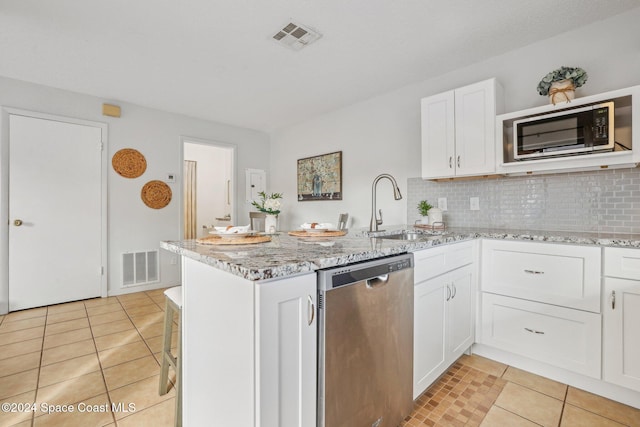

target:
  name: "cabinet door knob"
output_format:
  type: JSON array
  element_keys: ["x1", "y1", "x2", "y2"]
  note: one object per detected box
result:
[
  {"x1": 14, "y1": 219, "x2": 23, "y2": 226},
  {"x1": 446, "y1": 285, "x2": 451, "y2": 301},
  {"x1": 457, "y1": 155, "x2": 461, "y2": 168},
  {"x1": 449, "y1": 156, "x2": 453, "y2": 169}
]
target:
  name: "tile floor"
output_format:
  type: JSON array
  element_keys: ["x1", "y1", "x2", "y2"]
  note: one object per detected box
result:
[
  {"x1": 1, "y1": 289, "x2": 639, "y2": 427},
  {"x1": 0, "y1": 289, "x2": 177, "y2": 427}
]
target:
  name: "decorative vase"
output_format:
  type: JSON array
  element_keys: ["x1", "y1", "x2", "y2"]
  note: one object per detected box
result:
[
  {"x1": 549, "y1": 79, "x2": 575, "y2": 105},
  {"x1": 420, "y1": 216, "x2": 429, "y2": 225},
  {"x1": 265, "y1": 214, "x2": 278, "y2": 234}
]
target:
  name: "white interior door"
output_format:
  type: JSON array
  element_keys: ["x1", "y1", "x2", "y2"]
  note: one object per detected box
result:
[{"x1": 9, "y1": 113, "x2": 105, "y2": 311}]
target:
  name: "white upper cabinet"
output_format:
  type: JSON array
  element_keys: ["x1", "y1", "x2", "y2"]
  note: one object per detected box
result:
[{"x1": 421, "y1": 78, "x2": 503, "y2": 179}]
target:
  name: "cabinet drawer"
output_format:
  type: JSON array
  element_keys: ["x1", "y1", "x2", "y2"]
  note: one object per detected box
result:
[
  {"x1": 604, "y1": 247, "x2": 640, "y2": 280},
  {"x1": 481, "y1": 240, "x2": 601, "y2": 312},
  {"x1": 413, "y1": 241, "x2": 474, "y2": 283},
  {"x1": 480, "y1": 293, "x2": 602, "y2": 378}
]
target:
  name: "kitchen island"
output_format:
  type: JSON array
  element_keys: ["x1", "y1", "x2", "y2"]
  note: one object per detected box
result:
[{"x1": 161, "y1": 227, "x2": 640, "y2": 426}]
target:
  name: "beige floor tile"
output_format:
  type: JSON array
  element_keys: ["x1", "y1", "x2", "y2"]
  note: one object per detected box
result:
[
  {"x1": 116, "y1": 398, "x2": 175, "y2": 427},
  {"x1": 460, "y1": 354, "x2": 508, "y2": 377},
  {"x1": 0, "y1": 352, "x2": 41, "y2": 378},
  {"x1": 89, "y1": 310, "x2": 128, "y2": 326},
  {"x1": 46, "y1": 309, "x2": 87, "y2": 325},
  {"x1": 480, "y1": 406, "x2": 539, "y2": 426},
  {"x1": 494, "y1": 382, "x2": 563, "y2": 427},
  {"x1": 44, "y1": 317, "x2": 90, "y2": 336},
  {"x1": 144, "y1": 288, "x2": 168, "y2": 297},
  {"x1": 83, "y1": 297, "x2": 120, "y2": 308},
  {"x1": 43, "y1": 327, "x2": 92, "y2": 349},
  {"x1": 34, "y1": 393, "x2": 114, "y2": 427},
  {"x1": 98, "y1": 341, "x2": 152, "y2": 369},
  {"x1": 0, "y1": 315, "x2": 46, "y2": 333},
  {"x1": 0, "y1": 390, "x2": 36, "y2": 425},
  {"x1": 144, "y1": 331, "x2": 177, "y2": 354},
  {"x1": 36, "y1": 371, "x2": 107, "y2": 407},
  {"x1": 117, "y1": 293, "x2": 154, "y2": 302},
  {"x1": 137, "y1": 321, "x2": 165, "y2": 340},
  {"x1": 566, "y1": 387, "x2": 640, "y2": 426},
  {"x1": 102, "y1": 356, "x2": 160, "y2": 391},
  {"x1": 94, "y1": 329, "x2": 142, "y2": 352},
  {"x1": 46, "y1": 301, "x2": 87, "y2": 315},
  {"x1": 560, "y1": 403, "x2": 627, "y2": 427},
  {"x1": 3, "y1": 307, "x2": 47, "y2": 323},
  {"x1": 124, "y1": 304, "x2": 162, "y2": 317},
  {"x1": 86, "y1": 303, "x2": 124, "y2": 317},
  {"x1": 38, "y1": 353, "x2": 101, "y2": 387},
  {"x1": 0, "y1": 326, "x2": 45, "y2": 346},
  {"x1": 41, "y1": 339, "x2": 96, "y2": 366},
  {"x1": 502, "y1": 366, "x2": 567, "y2": 400},
  {"x1": 109, "y1": 375, "x2": 174, "y2": 420},
  {"x1": 91, "y1": 319, "x2": 135, "y2": 338},
  {"x1": 0, "y1": 369, "x2": 39, "y2": 400},
  {"x1": 0, "y1": 338, "x2": 43, "y2": 361},
  {"x1": 117, "y1": 298, "x2": 155, "y2": 309},
  {"x1": 129, "y1": 312, "x2": 165, "y2": 328}
]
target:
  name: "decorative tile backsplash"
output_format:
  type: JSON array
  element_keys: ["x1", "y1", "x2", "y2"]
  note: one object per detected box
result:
[{"x1": 407, "y1": 167, "x2": 640, "y2": 234}]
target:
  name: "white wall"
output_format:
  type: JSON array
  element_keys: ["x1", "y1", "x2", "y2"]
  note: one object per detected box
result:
[
  {"x1": 0, "y1": 76, "x2": 269, "y2": 307},
  {"x1": 270, "y1": 8, "x2": 640, "y2": 230}
]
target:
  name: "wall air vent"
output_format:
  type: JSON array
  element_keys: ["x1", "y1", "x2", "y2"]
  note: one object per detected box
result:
[
  {"x1": 122, "y1": 250, "x2": 159, "y2": 287},
  {"x1": 272, "y1": 21, "x2": 322, "y2": 51}
]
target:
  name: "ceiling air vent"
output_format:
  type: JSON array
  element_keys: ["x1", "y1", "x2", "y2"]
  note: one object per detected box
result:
[{"x1": 272, "y1": 21, "x2": 322, "y2": 51}]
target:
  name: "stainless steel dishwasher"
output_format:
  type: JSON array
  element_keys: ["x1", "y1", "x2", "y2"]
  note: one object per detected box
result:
[{"x1": 317, "y1": 253, "x2": 414, "y2": 427}]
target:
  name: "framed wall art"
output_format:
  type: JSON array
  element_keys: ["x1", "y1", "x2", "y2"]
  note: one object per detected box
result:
[{"x1": 297, "y1": 151, "x2": 342, "y2": 201}]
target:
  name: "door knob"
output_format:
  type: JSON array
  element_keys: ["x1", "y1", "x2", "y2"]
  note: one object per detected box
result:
[{"x1": 14, "y1": 219, "x2": 23, "y2": 226}]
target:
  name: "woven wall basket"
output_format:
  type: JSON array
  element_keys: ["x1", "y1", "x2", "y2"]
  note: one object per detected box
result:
[
  {"x1": 141, "y1": 180, "x2": 172, "y2": 209},
  {"x1": 112, "y1": 148, "x2": 147, "y2": 178}
]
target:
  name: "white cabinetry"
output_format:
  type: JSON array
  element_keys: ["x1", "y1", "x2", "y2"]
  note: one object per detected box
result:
[
  {"x1": 413, "y1": 241, "x2": 475, "y2": 398},
  {"x1": 478, "y1": 240, "x2": 602, "y2": 378},
  {"x1": 603, "y1": 248, "x2": 640, "y2": 393},
  {"x1": 421, "y1": 78, "x2": 503, "y2": 179},
  {"x1": 182, "y1": 257, "x2": 316, "y2": 427}
]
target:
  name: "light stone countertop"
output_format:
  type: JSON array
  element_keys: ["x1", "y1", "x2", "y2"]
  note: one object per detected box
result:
[{"x1": 160, "y1": 226, "x2": 640, "y2": 281}]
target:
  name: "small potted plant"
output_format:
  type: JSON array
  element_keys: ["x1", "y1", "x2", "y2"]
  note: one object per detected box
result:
[
  {"x1": 417, "y1": 200, "x2": 433, "y2": 225},
  {"x1": 537, "y1": 66, "x2": 588, "y2": 105}
]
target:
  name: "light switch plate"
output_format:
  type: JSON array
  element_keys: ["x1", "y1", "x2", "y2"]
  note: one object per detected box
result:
[
  {"x1": 438, "y1": 197, "x2": 448, "y2": 211},
  {"x1": 470, "y1": 197, "x2": 480, "y2": 211}
]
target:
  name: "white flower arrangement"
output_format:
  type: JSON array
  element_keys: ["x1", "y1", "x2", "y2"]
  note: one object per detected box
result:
[{"x1": 251, "y1": 191, "x2": 283, "y2": 215}]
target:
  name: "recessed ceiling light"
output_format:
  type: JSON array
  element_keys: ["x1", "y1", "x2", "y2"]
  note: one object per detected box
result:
[{"x1": 272, "y1": 21, "x2": 322, "y2": 51}]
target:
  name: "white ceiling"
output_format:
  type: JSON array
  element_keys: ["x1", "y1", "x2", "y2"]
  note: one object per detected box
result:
[{"x1": 1, "y1": 0, "x2": 638, "y2": 132}]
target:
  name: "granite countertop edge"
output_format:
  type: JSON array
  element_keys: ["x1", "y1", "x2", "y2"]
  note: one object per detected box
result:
[{"x1": 161, "y1": 227, "x2": 640, "y2": 282}]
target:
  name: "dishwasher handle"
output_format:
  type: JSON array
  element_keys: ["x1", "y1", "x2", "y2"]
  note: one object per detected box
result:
[{"x1": 366, "y1": 274, "x2": 389, "y2": 288}]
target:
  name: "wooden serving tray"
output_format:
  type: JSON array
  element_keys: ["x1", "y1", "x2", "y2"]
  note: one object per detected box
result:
[
  {"x1": 414, "y1": 224, "x2": 446, "y2": 230},
  {"x1": 196, "y1": 235, "x2": 271, "y2": 245},
  {"x1": 288, "y1": 230, "x2": 347, "y2": 237}
]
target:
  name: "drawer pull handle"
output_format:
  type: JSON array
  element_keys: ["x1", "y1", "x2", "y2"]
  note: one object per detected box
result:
[
  {"x1": 446, "y1": 285, "x2": 452, "y2": 301},
  {"x1": 524, "y1": 269, "x2": 544, "y2": 275},
  {"x1": 524, "y1": 327, "x2": 545, "y2": 335},
  {"x1": 307, "y1": 295, "x2": 315, "y2": 326}
]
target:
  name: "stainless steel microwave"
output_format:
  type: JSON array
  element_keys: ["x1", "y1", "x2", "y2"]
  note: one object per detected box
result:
[{"x1": 513, "y1": 101, "x2": 615, "y2": 160}]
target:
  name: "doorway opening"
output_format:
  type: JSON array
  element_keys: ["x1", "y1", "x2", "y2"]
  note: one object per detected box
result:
[{"x1": 181, "y1": 137, "x2": 236, "y2": 239}]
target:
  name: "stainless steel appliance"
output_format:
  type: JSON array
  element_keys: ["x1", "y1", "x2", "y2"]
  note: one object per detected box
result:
[
  {"x1": 514, "y1": 101, "x2": 615, "y2": 160},
  {"x1": 317, "y1": 253, "x2": 414, "y2": 427}
]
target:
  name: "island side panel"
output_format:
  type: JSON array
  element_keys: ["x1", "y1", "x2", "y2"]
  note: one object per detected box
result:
[{"x1": 182, "y1": 256, "x2": 255, "y2": 426}]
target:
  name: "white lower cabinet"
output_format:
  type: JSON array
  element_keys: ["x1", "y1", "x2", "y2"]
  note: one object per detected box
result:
[
  {"x1": 480, "y1": 293, "x2": 601, "y2": 378},
  {"x1": 182, "y1": 257, "x2": 316, "y2": 427},
  {"x1": 413, "y1": 242, "x2": 475, "y2": 398},
  {"x1": 603, "y1": 247, "x2": 640, "y2": 393},
  {"x1": 257, "y1": 276, "x2": 317, "y2": 427}
]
